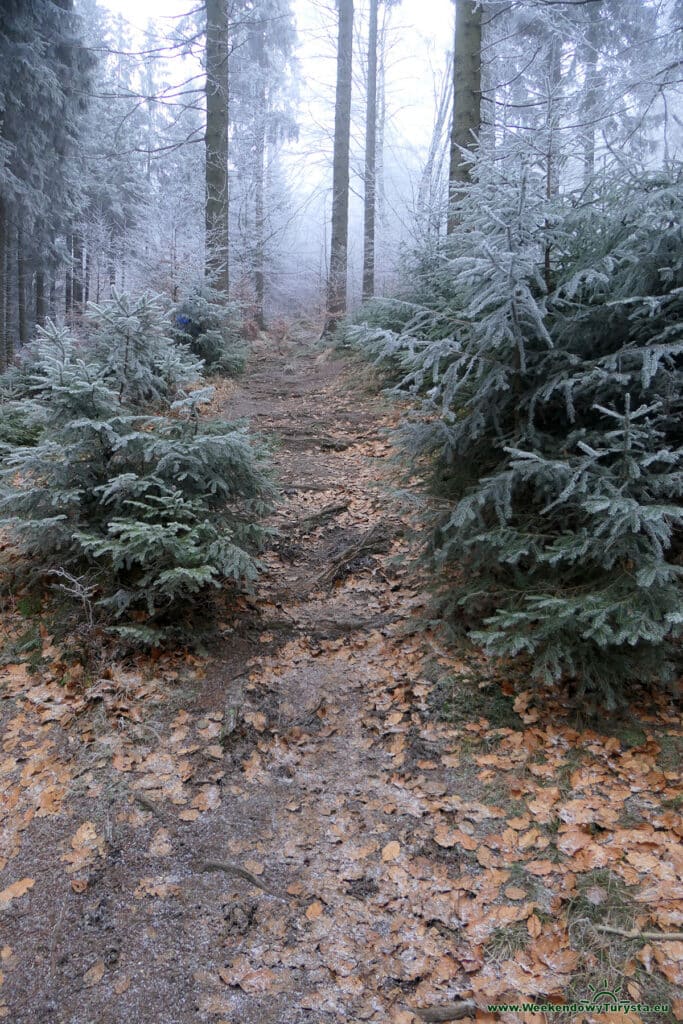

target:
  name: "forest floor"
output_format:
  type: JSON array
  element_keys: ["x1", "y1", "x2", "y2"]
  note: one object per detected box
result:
[{"x1": 0, "y1": 332, "x2": 681, "y2": 1024}]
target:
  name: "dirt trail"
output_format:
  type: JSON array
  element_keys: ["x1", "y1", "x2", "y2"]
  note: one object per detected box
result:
[
  {"x1": 0, "y1": 334, "x2": 468, "y2": 1024},
  {"x1": 2, "y1": 332, "x2": 682, "y2": 1024},
  {"x1": 2, "y1": 333, "x2": 681, "y2": 1024}
]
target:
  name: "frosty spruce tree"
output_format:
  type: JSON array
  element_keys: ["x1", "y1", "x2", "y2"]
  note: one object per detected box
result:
[
  {"x1": 350, "y1": 163, "x2": 683, "y2": 706},
  {"x1": 0, "y1": 296, "x2": 273, "y2": 643}
]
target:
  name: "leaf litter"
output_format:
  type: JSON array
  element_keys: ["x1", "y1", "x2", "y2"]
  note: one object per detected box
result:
[{"x1": 0, "y1": 335, "x2": 680, "y2": 1024}]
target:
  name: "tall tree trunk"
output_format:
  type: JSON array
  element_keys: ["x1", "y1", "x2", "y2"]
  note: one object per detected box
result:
[
  {"x1": 109, "y1": 242, "x2": 116, "y2": 295},
  {"x1": 253, "y1": 20, "x2": 267, "y2": 330},
  {"x1": 205, "y1": 0, "x2": 230, "y2": 296},
  {"x1": 323, "y1": 0, "x2": 354, "y2": 336},
  {"x1": 35, "y1": 268, "x2": 47, "y2": 327},
  {"x1": 447, "y1": 0, "x2": 482, "y2": 234},
  {"x1": 417, "y1": 52, "x2": 453, "y2": 236},
  {"x1": 17, "y1": 226, "x2": 28, "y2": 346},
  {"x1": 73, "y1": 232, "x2": 84, "y2": 313},
  {"x1": 362, "y1": 0, "x2": 378, "y2": 302},
  {"x1": 84, "y1": 243, "x2": 90, "y2": 305},
  {"x1": 544, "y1": 32, "x2": 563, "y2": 291},
  {"x1": 0, "y1": 200, "x2": 7, "y2": 371},
  {"x1": 65, "y1": 233, "x2": 74, "y2": 319},
  {"x1": 582, "y1": 2, "x2": 600, "y2": 192}
]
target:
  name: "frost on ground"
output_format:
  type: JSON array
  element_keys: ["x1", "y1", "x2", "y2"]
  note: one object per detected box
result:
[{"x1": 0, "y1": 337, "x2": 681, "y2": 1024}]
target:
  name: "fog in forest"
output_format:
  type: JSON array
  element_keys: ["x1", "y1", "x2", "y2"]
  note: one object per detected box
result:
[{"x1": 0, "y1": 2, "x2": 682, "y2": 1021}]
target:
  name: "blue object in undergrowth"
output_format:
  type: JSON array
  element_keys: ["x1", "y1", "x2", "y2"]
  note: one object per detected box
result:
[{"x1": 175, "y1": 314, "x2": 191, "y2": 327}]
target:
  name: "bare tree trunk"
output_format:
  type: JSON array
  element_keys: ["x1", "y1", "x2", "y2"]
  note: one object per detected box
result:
[
  {"x1": 447, "y1": 0, "x2": 482, "y2": 234},
  {"x1": 544, "y1": 32, "x2": 563, "y2": 291},
  {"x1": 17, "y1": 226, "x2": 28, "y2": 346},
  {"x1": 582, "y1": 2, "x2": 600, "y2": 192},
  {"x1": 253, "y1": 20, "x2": 267, "y2": 329},
  {"x1": 73, "y1": 232, "x2": 84, "y2": 313},
  {"x1": 323, "y1": 0, "x2": 354, "y2": 337},
  {"x1": 35, "y1": 268, "x2": 47, "y2": 327},
  {"x1": 417, "y1": 53, "x2": 453, "y2": 236},
  {"x1": 0, "y1": 200, "x2": 7, "y2": 371},
  {"x1": 362, "y1": 0, "x2": 378, "y2": 302},
  {"x1": 65, "y1": 233, "x2": 74, "y2": 319},
  {"x1": 205, "y1": 0, "x2": 230, "y2": 296},
  {"x1": 84, "y1": 243, "x2": 90, "y2": 305}
]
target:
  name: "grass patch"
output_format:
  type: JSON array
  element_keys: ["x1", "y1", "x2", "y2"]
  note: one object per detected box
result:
[
  {"x1": 485, "y1": 921, "x2": 529, "y2": 962},
  {"x1": 566, "y1": 869, "x2": 636, "y2": 930},
  {"x1": 428, "y1": 660, "x2": 523, "y2": 730},
  {"x1": 559, "y1": 868, "x2": 679, "y2": 1020}
]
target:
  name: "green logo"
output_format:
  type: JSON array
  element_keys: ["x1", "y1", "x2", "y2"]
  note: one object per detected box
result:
[
  {"x1": 587, "y1": 980, "x2": 622, "y2": 1005},
  {"x1": 486, "y1": 980, "x2": 671, "y2": 1015}
]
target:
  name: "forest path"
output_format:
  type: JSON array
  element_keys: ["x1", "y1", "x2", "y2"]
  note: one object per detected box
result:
[
  {"x1": 1, "y1": 332, "x2": 473, "y2": 1024},
  {"x1": 186, "y1": 333, "x2": 457, "y2": 1024},
  {"x1": 2, "y1": 332, "x2": 681, "y2": 1024}
]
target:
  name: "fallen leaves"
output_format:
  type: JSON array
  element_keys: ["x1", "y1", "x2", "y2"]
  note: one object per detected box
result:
[
  {"x1": 83, "y1": 960, "x2": 105, "y2": 987},
  {"x1": 305, "y1": 900, "x2": 325, "y2": 921},
  {"x1": 0, "y1": 358, "x2": 680, "y2": 1024},
  {"x1": 0, "y1": 878, "x2": 34, "y2": 909}
]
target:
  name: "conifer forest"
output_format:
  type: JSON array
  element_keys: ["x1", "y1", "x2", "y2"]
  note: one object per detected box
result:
[{"x1": 1, "y1": 1, "x2": 682, "y2": 1021}]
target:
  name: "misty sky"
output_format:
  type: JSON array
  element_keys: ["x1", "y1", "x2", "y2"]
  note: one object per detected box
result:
[{"x1": 97, "y1": 0, "x2": 455, "y2": 157}]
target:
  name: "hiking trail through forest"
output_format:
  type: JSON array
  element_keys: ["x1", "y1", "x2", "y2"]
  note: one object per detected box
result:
[{"x1": 0, "y1": 332, "x2": 681, "y2": 1024}]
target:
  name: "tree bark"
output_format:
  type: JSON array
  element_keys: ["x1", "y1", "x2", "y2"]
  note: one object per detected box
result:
[
  {"x1": 544, "y1": 32, "x2": 563, "y2": 291},
  {"x1": 84, "y1": 243, "x2": 90, "y2": 305},
  {"x1": 253, "y1": 20, "x2": 267, "y2": 329},
  {"x1": 205, "y1": 0, "x2": 230, "y2": 296},
  {"x1": 0, "y1": 199, "x2": 7, "y2": 371},
  {"x1": 323, "y1": 0, "x2": 354, "y2": 336},
  {"x1": 35, "y1": 268, "x2": 47, "y2": 327},
  {"x1": 582, "y1": 2, "x2": 600, "y2": 191},
  {"x1": 362, "y1": 0, "x2": 378, "y2": 302},
  {"x1": 447, "y1": 0, "x2": 482, "y2": 234},
  {"x1": 17, "y1": 226, "x2": 28, "y2": 346},
  {"x1": 72, "y1": 232, "x2": 84, "y2": 313},
  {"x1": 65, "y1": 233, "x2": 73, "y2": 319}
]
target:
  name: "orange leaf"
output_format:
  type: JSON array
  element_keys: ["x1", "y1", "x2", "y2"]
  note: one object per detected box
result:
[
  {"x1": 382, "y1": 841, "x2": 401, "y2": 862},
  {"x1": 524, "y1": 859, "x2": 557, "y2": 876},
  {"x1": 527, "y1": 914, "x2": 542, "y2": 937},
  {"x1": 305, "y1": 901, "x2": 324, "y2": 921},
  {"x1": 505, "y1": 886, "x2": 528, "y2": 900},
  {"x1": 0, "y1": 878, "x2": 34, "y2": 908},
  {"x1": 84, "y1": 960, "x2": 105, "y2": 987}
]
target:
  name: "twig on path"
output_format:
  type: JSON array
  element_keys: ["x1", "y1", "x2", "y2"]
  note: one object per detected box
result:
[
  {"x1": 133, "y1": 791, "x2": 290, "y2": 902},
  {"x1": 412, "y1": 1001, "x2": 477, "y2": 1022},
  {"x1": 595, "y1": 924, "x2": 683, "y2": 941},
  {"x1": 284, "y1": 482, "x2": 343, "y2": 493},
  {"x1": 197, "y1": 860, "x2": 288, "y2": 901},
  {"x1": 296, "y1": 502, "x2": 349, "y2": 532},
  {"x1": 49, "y1": 901, "x2": 67, "y2": 977},
  {"x1": 134, "y1": 792, "x2": 178, "y2": 828},
  {"x1": 315, "y1": 522, "x2": 393, "y2": 587}
]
